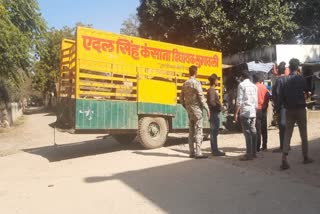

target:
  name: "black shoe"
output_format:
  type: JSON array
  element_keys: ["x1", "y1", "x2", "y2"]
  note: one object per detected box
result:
[
  {"x1": 195, "y1": 154, "x2": 208, "y2": 159},
  {"x1": 303, "y1": 157, "x2": 314, "y2": 164},
  {"x1": 212, "y1": 150, "x2": 226, "y2": 156},
  {"x1": 261, "y1": 147, "x2": 268, "y2": 151},
  {"x1": 280, "y1": 160, "x2": 290, "y2": 170}
]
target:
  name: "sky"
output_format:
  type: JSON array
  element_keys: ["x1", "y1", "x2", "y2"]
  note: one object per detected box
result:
[{"x1": 37, "y1": 0, "x2": 140, "y2": 33}]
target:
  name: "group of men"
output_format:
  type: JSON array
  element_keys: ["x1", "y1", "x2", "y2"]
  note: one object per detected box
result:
[
  {"x1": 180, "y1": 58, "x2": 313, "y2": 170},
  {"x1": 180, "y1": 65, "x2": 225, "y2": 159}
]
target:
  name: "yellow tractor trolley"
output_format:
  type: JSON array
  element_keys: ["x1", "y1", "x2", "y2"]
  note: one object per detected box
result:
[{"x1": 57, "y1": 27, "x2": 223, "y2": 149}]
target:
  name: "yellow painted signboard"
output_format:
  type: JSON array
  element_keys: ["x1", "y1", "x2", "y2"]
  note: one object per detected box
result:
[{"x1": 76, "y1": 26, "x2": 222, "y2": 76}]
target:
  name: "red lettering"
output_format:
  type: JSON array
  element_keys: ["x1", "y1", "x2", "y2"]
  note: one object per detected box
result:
[
  {"x1": 82, "y1": 35, "x2": 93, "y2": 51},
  {"x1": 82, "y1": 35, "x2": 218, "y2": 67}
]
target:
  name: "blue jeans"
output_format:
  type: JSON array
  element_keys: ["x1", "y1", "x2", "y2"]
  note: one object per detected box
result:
[
  {"x1": 210, "y1": 112, "x2": 220, "y2": 153},
  {"x1": 240, "y1": 116, "x2": 257, "y2": 156}
]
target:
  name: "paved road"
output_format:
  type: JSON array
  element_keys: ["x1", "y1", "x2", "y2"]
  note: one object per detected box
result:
[{"x1": 0, "y1": 109, "x2": 320, "y2": 214}]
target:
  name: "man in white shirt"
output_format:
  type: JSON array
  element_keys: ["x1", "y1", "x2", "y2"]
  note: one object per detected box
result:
[{"x1": 234, "y1": 70, "x2": 258, "y2": 161}]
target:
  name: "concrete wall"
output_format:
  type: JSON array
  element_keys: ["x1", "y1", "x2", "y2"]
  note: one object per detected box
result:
[
  {"x1": 7, "y1": 102, "x2": 23, "y2": 125},
  {"x1": 223, "y1": 46, "x2": 277, "y2": 65},
  {"x1": 223, "y1": 45, "x2": 320, "y2": 66},
  {"x1": 276, "y1": 45, "x2": 320, "y2": 65}
]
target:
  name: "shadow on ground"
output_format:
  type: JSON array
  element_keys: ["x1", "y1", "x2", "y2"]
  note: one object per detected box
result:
[
  {"x1": 23, "y1": 137, "x2": 139, "y2": 162},
  {"x1": 23, "y1": 135, "x2": 190, "y2": 162},
  {"x1": 83, "y1": 157, "x2": 320, "y2": 214},
  {"x1": 209, "y1": 137, "x2": 320, "y2": 187}
]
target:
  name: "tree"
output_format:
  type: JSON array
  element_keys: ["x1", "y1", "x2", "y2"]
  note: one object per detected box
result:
[
  {"x1": 32, "y1": 26, "x2": 74, "y2": 95},
  {"x1": 138, "y1": 0, "x2": 228, "y2": 50},
  {"x1": 0, "y1": 74, "x2": 36, "y2": 103},
  {"x1": 221, "y1": 0, "x2": 297, "y2": 54},
  {"x1": 0, "y1": 0, "x2": 45, "y2": 81},
  {"x1": 289, "y1": 0, "x2": 320, "y2": 43},
  {"x1": 120, "y1": 14, "x2": 140, "y2": 36},
  {"x1": 0, "y1": 0, "x2": 45, "y2": 104},
  {"x1": 32, "y1": 23, "x2": 92, "y2": 96},
  {"x1": 137, "y1": 0, "x2": 297, "y2": 55}
]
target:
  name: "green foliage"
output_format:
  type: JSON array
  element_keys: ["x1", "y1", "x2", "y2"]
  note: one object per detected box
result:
[
  {"x1": 32, "y1": 23, "x2": 92, "y2": 95},
  {"x1": 137, "y1": 0, "x2": 297, "y2": 54},
  {"x1": 32, "y1": 26, "x2": 74, "y2": 95},
  {"x1": 0, "y1": 0, "x2": 45, "y2": 103},
  {"x1": 138, "y1": 0, "x2": 228, "y2": 49},
  {"x1": 221, "y1": 0, "x2": 297, "y2": 54},
  {"x1": 120, "y1": 14, "x2": 140, "y2": 36},
  {"x1": 289, "y1": 0, "x2": 320, "y2": 43},
  {"x1": 0, "y1": 75, "x2": 37, "y2": 103},
  {"x1": 0, "y1": 79, "x2": 10, "y2": 103},
  {"x1": 0, "y1": 0, "x2": 45, "y2": 81}
]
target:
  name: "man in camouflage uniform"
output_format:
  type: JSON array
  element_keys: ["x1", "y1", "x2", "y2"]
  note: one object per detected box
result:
[{"x1": 180, "y1": 65, "x2": 210, "y2": 159}]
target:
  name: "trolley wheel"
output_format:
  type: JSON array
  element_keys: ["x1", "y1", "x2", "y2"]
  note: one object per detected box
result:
[{"x1": 137, "y1": 117, "x2": 168, "y2": 149}]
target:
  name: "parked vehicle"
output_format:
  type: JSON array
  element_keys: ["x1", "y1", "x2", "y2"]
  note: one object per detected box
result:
[{"x1": 57, "y1": 27, "x2": 222, "y2": 149}]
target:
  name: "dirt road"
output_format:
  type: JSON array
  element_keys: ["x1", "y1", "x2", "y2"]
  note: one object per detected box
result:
[{"x1": 0, "y1": 109, "x2": 320, "y2": 214}]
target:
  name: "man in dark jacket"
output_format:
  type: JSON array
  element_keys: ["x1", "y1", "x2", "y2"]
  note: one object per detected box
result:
[
  {"x1": 207, "y1": 74, "x2": 225, "y2": 156},
  {"x1": 280, "y1": 58, "x2": 314, "y2": 170},
  {"x1": 272, "y1": 62, "x2": 287, "y2": 153}
]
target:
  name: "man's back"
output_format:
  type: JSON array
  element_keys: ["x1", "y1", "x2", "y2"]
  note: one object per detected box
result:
[
  {"x1": 180, "y1": 77, "x2": 208, "y2": 120},
  {"x1": 283, "y1": 74, "x2": 307, "y2": 110},
  {"x1": 182, "y1": 77, "x2": 202, "y2": 107},
  {"x1": 237, "y1": 79, "x2": 257, "y2": 118},
  {"x1": 273, "y1": 76, "x2": 287, "y2": 112},
  {"x1": 256, "y1": 82, "x2": 269, "y2": 110}
]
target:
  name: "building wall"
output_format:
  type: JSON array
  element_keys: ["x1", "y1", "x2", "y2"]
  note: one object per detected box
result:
[
  {"x1": 223, "y1": 44, "x2": 320, "y2": 66},
  {"x1": 223, "y1": 46, "x2": 277, "y2": 65},
  {"x1": 276, "y1": 45, "x2": 320, "y2": 64}
]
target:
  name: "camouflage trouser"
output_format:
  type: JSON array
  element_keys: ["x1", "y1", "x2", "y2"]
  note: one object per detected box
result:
[{"x1": 188, "y1": 117, "x2": 204, "y2": 156}]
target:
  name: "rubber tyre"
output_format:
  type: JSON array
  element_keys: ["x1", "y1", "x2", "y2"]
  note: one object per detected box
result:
[
  {"x1": 137, "y1": 117, "x2": 168, "y2": 149},
  {"x1": 112, "y1": 134, "x2": 136, "y2": 144}
]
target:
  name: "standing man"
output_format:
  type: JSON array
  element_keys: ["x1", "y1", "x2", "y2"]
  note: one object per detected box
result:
[
  {"x1": 272, "y1": 62, "x2": 287, "y2": 153},
  {"x1": 207, "y1": 74, "x2": 225, "y2": 156},
  {"x1": 234, "y1": 70, "x2": 258, "y2": 161},
  {"x1": 253, "y1": 74, "x2": 269, "y2": 151},
  {"x1": 280, "y1": 58, "x2": 313, "y2": 170},
  {"x1": 180, "y1": 65, "x2": 210, "y2": 159}
]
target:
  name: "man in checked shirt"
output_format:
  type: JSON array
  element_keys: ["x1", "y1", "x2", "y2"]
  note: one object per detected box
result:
[{"x1": 234, "y1": 70, "x2": 258, "y2": 161}]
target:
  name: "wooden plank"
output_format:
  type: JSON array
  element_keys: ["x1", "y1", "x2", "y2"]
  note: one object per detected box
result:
[
  {"x1": 139, "y1": 72, "x2": 176, "y2": 80},
  {"x1": 79, "y1": 81, "x2": 136, "y2": 90},
  {"x1": 79, "y1": 73, "x2": 137, "y2": 82},
  {"x1": 80, "y1": 90, "x2": 137, "y2": 98},
  {"x1": 79, "y1": 68, "x2": 137, "y2": 78}
]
